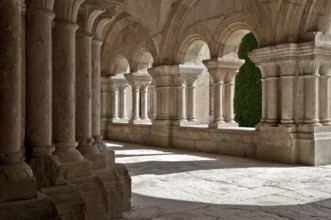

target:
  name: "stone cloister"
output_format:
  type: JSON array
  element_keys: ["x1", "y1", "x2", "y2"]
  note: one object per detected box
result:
[{"x1": 1, "y1": 0, "x2": 331, "y2": 219}]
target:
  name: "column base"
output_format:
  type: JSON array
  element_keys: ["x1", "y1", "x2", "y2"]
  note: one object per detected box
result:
[
  {"x1": 83, "y1": 153, "x2": 106, "y2": 170},
  {"x1": 70, "y1": 175, "x2": 108, "y2": 220},
  {"x1": 60, "y1": 159, "x2": 92, "y2": 178},
  {"x1": 0, "y1": 161, "x2": 37, "y2": 203},
  {"x1": 29, "y1": 155, "x2": 68, "y2": 188},
  {"x1": 41, "y1": 184, "x2": 86, "y2": 220},
  {"x1": 93, "y1": 167, "x2": 124, "y2": 219},
  {"x1": 114, "y1": 163, "x2": 132, "y2": 211},
  {"x1": 0, "y1": 192, "x2": 60, "y2": 220}
]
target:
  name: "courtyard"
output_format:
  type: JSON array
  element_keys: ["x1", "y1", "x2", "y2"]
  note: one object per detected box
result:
[{"x1": 107, "y1": 141, "x2": 331, "y2": 220}]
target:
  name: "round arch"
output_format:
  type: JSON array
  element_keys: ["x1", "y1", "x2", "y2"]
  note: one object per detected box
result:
[{"x1": 211, "y1": 12, "x2": 262, "y2": 58}]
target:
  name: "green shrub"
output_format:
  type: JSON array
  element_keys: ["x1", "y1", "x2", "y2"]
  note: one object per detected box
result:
[{"x1": 234, "y1": 32, "x2": 262, "y2": 127}]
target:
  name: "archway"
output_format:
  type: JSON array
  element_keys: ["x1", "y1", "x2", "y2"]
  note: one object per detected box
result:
[{"x1": 180, "y1": 39, "x2": 211, "y2": 124}]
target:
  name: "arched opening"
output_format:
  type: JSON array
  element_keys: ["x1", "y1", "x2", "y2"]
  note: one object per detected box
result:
[
  {"x1": 234, "y1": 32, "x2": 262, "y2": 127},
  {"x1": 134, "y1": 50, "x2": 156, "y2": 120},
  {"x1": 181, "y1": 39, "x2": 211, "y2": 125},
  {"x1": 114, "y1": 56, "x2": 130, "y2": 76},
  {"x1": 136, "y1": 51, "x2": 154, "y2": 73}
]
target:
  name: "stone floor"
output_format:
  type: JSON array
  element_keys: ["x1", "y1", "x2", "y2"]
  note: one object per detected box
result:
[{"x1": 106, "y1": 141, "x2": 331, "y2": 220}]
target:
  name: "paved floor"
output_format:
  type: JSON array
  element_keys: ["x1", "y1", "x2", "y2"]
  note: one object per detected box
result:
[{"x1": 106, "y1": 141, "x2": 331, "y2": 220}]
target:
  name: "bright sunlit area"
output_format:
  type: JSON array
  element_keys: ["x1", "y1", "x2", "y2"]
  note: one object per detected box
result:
[{"x1": 106, "y1": 141, "x2": 331, "y2": 220}]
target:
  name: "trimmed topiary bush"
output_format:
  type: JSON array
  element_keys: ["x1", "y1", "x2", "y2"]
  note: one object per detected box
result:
[{"x1": 234, "y1": 32, "x2": 262, "y2": 127}]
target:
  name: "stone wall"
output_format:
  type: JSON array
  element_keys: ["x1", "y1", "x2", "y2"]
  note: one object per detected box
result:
[{"x1": 107, "y1": 124, "x2": 258, "y2": 159}]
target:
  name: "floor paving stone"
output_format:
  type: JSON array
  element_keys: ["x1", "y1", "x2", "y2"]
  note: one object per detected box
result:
[{"x1": 106, "y1": 141, "x2": 331, "y2": 220}]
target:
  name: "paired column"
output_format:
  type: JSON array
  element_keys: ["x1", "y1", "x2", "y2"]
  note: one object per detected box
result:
[
  {"x1": 0, "y1": 0, "x2": 37, "y2": 202},
  {"x1": 109, "y1": 78, "x2": 129, "y2": 123},
  {"x1": 203, "y1": 58, "x2": 244, "y2": 128},
  {"x1": 125, "y1": 74, "x2": 152, "y2": 124},
  {"x1": 25, "y1": 1, "x2": 67, "y2": 187},
  {"x1": 148, "y1": 65, "x2": 203, "y2": 126},
  {"x1": 53, "y1": 1, "x2": 92, "y2": 176}
]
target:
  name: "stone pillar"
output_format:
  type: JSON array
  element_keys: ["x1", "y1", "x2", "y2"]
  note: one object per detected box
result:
[
  {"x1": 319, "y1": 69, "x2": 331, "y2": 125},
  {"x1": 203, "y1": 58, "x2": 244, "y2": 128},
  {"x1": 140, "y1": 83, "x2": 150, "y2": 121},
  {"x1": 278, "y1": 61, "x2": 297, "y2": 125},
  {"x1": 175, "y1": 78, "x2": 187, "y2": 125},
  {"x1": 125, "y1": 74, "x2": 152, "y2": 124},
  {"x1": 131, "y1": 83, "x2": 141, "y2": 122},
  {"x1": 223, "y1": 72, "x2": 238, "y2": 124},
  {"x1": 92, "y1": 38, "x2": 104, "y2": 142},
  {"x1": 148, "y1": 82, "x2": 157, "y2": 120},
  {"x1": 76, "y1": 31, "x2": 99, "y2": 155},
  {"x1": 52, "y1": 7, "x2": 91, "y2": 176},
  {"x1": 187, "y1": 77, "x2": 199, "y2": 122},
  {"x1": 0, "y1": 0, "x2": 37, "y2": 202},
  {"x1": 110, "y1": 83, "x2": 120, "y2": 122},
  {"x1": 119, "y1": 84, "x2": 129, "y2": 121},
  {"x1": 260, "y1": 77, "x2": 267, "y2": 123},
  {"x1": 266, "y1": 76, "x2": 279, "y2": 124},
  {"x1": 25, "y1": 0, "x2": 68, "y2": 187}
]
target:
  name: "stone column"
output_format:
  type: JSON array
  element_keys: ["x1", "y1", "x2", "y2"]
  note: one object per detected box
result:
[
  {"x1": 0, "y1": 0, "x2": 37, "y2": 202},
  {"x1": 175, "y1": 78, "x2": 187, "y2": 125},
  {"x1": 319, "y1": 70, "x2": 331, "y2": 125},
  {"x1": 125, "y1": 74, "x2": 152, "y2": 124},
  {"x1": 131, "y1": 83, "x2": 141, "y2": 122},
  {"x1": 92, "y1": 38, "x2": 104, "y2": 142},
  {"x1": 76, "y1": 31, "x2": 99, "y2": 155},
  {"x1": 110, "y1": 83, "x2": 120, "y2": 122},
  {"x1": 223, "y1": 72, "x2": 238, "y2": 124},
  {"x1": 266, "y1": 77, "x2": 279, "y2": 124},
  {"x1": 260, "y1": 77, "x2": 267, "y2": 123},
  {"x1": 299, "y1": 60, "x2": 320, "y2": 126},
  {"x1": 25, "y1": 0, "x2": 68, "y2": 187},
  {"x1": 204, "y1": 58, "x2": 244, "y2": 128},
  {"x1": 148, "y1": 82, "x2": 157, "y2": 120},
  {"x1": 52, "y1": 6, "x2": 91, "y2": 176},
  {"x1": 187, "y1": 77, "x2": 199, "y2": 122},
  {"x1": 119, "y1": 84, "x2": 129, "y2": 121},
  {"x1": 141, "y1": 83, "x2": 151, "y2": 121}
]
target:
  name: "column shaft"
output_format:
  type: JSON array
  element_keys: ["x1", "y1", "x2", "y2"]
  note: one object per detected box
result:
[
  {"x1": 319, "y1": 75, "x2": 331, "y2": 125},
  {"x1": 223, "y1": 81, "x2": 235, "y2": 123},
  {"x1": 26, "y1": 8, "x2": 55, "y2": 156},
  {"x1": 281, "y1": 76, "x2": 295, "y2": 124},
  {"x1": 176, "y1": 86, "x2": 187, "y2": 122},
  {"x1": 92, "y1": 39, "x2": 103, "y2": 140},
  {"x1": 141, "y1": 85, "x2": 149, "y2": 120},
  {"x1": 261, "y1": 78, "x2": 267, "y2": 123},
  {"x1": 187, "y1": 82, "x2": 197, "y2": 122},
  {"x1": 111, "y1": 86, "x2": 119, "y2": 120},
  {"x1": 304, "y1": 75, "x2": 320, "y2": 124},
  {"x1": 266, "y1": 77, "x2": 279, "y2": 123},
  {"x1": 131, "y1": 85, "x2": 141, "y2": 121},
  {"x1": 213, "y1": 82, "x2": 224, "y2": 123},
  {"x1": 119, "y1": 85, "x2": 128, "y2": 120},
  {"x1": 0, "y1": 0, "x2": 36, "y2": 202},
  {"x1": 53, "y1": 21, "x2": 83, "y2": 162},
  {"x1": 76, "y1": 32, "x2": 94, "y2": 151}
]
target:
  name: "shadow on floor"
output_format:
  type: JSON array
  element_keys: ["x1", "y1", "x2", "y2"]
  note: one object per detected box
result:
[{"x1": 121, "y1": 193, "x2": 331, "y2": 220}]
